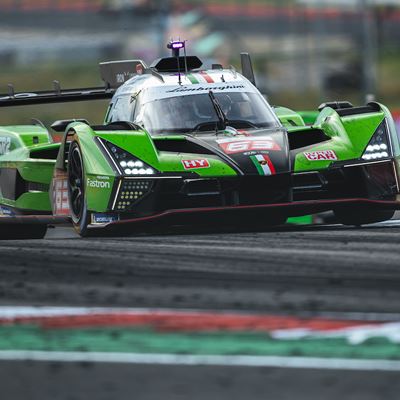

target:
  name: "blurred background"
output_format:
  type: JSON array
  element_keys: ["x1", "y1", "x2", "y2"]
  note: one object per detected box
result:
[{"x1": 1, "y1": 0, "x2": 400, "y2": 128}]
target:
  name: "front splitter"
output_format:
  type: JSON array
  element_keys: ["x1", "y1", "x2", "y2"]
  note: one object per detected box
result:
[{"x1": 89, "y1": 197, "x2": 400, "y2": 232}]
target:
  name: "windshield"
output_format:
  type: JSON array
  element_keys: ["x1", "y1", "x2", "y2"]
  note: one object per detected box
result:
[{"x1": 139, "y1": 92, "x2": 279, "y2": 134}]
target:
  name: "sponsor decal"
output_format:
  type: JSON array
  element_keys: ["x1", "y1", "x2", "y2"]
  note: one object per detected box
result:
[
  {"x1": 304, "y1": 150, "x2": 337, "y2": 161},
  {"x1": 116, "y1": 71, "x2": 135, "y2": 84},
  {"x1": 182, "y1": 159, "x2": 210, "y2": 170},
  {"x1": 0, "y1": 137, "x2": 11, "y2": 155},
  {"x1": 52, "y1": 170, "x2": 70, "y2": 216},
  {"x1": 167, "y1": 84, "x2": 245, "y2": 93},
  {"x1": 250, "y1": 154, "x2": 276, "y2": 176},
  {"x1": 0, "y1": 206, "x2": 15, "y2": 217},
  {"x1": 218, "y1": 138, "x2": 281, "y2": 154},
  {"x1": 87, "y1": 178, "x2": 111, "y2": 189},
  {"x1": 92, "y1": 213, "x2": 119, "y2": 225}
]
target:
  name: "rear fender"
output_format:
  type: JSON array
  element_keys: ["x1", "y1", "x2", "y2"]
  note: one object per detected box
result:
[
  {"x1": 0, "y1": 126, "x2": 55, "y2": 213},
  {"x1": 293, "y1": 107, "x2": 386, "y2": 172}
]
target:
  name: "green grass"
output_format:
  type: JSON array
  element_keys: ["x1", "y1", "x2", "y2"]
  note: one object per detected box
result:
[
  {"x1": 0, "y1": 64, "x2": 108, "y2": 126},
  {"x1": 1, "y1": 53, "x2": 400, "y2": 127}
]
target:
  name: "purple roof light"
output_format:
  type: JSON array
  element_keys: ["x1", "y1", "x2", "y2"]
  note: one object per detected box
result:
[{"x1": 171, "y1": 41, "x2": 185, "y2": 49}]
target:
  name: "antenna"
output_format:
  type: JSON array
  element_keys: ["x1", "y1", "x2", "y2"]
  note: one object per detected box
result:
[
  {"x1": 183, "y1": 41, "x2": 188, "y2": 75},
  {"x1": 167, "y1": 40, "x2": 186, "y2": 85}
]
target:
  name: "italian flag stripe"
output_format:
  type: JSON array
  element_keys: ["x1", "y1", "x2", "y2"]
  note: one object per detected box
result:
[
  {"x1": 187, "y1": 74, "x2": 199, "y2": 84},
  {"x1": 200, "y1": 71, "x2": 215, "y2": 83},
  {"x1": 251, "y1": 155, "x2": 276, "y2": 176},
  {"x1": 264, "y1": 154, "x2": 276, "y2": 174},
  {"x1": 251, "y1": 155, "x2": 265, "y2": 175}
]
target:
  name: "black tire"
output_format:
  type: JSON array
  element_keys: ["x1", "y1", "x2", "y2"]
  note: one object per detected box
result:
[
  {"x1": 0, "y1": 224, "x2": 47, "y2": 240},
  {"x1": 334, "y1": 206, "x2": 395, "y2": 226},
  {"x1": 238, "y1": 214, "x2": 288, "y2": 229},
  {"x1": 67, "y1": 141, "x2": 90, "y2": 237}
]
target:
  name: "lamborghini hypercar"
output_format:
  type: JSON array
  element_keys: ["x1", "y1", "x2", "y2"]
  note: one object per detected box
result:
[{"x1": 0, "y1": 41, "x2": 399, "y2": 238}]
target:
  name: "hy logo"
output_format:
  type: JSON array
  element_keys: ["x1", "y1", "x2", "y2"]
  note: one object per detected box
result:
[
  {"x1": 87, "y1": 178, "x2": 111, "y2": 189},
  {"x1": 0, "y1": 137, "x2": 11, "y2": 155}
]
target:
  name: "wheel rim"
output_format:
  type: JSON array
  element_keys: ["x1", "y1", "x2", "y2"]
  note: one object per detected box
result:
[{"x1": 68, "y1": 144, "x2": 84, "y2": 220}]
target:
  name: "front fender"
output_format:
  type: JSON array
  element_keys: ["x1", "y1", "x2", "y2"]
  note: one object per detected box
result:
[{"x1": 56, "y1": 122, "x2": 117, "y2": 213}]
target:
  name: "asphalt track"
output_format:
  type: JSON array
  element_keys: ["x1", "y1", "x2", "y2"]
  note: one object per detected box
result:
[
  {"x1": 1, "y1": 221, "x2": 400, "y2": 313},
  {"x1": 1, "y1": 221, "x2": 400, "y2": 399}
]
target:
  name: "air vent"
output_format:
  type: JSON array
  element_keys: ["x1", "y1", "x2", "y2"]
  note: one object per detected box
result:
[
  {"x1": 288, "y1": 129, "x2": 330, "y2": 150},
  {"x1": 154, "y1": 139, "x2": 215, "y2": 155},
  {"x1": 30, "y1": 147, "x2": 60, "y2": 160}
]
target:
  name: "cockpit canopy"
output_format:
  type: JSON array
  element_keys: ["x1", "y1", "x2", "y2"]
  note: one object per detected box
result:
[
  {"x1": 140, "y1": 91, "x2": 279, "y2": 134},
  {"x1": 107, "y1": 83, "x2": 280, "y2": 135}
]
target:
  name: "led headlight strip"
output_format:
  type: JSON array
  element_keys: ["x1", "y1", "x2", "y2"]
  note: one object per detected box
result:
[
  {"x1": 99, "y1": 138, "x2": 157, "y2": 176},
  {"x1": 361, "y1": 121, "x2": 391, "y2": 161},
  {"x1": 114, "y1": 179, "x2": 154, "y2": 211}
]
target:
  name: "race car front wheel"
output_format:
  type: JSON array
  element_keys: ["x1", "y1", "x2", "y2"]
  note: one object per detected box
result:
[
  {"x1": 67, "y1": 141, "x2": 90, "y2": 237},
  {"x1": 334, "y1": 206, "x2": 395, "y2": 226}
]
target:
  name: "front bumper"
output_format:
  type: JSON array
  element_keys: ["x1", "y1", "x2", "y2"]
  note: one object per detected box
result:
[
  {"x1": 89, "y1": 197, "x2": 400, "y2": 232},
  {"x1": 88, "y1": 159, "x2": 400, "y2": 231}
]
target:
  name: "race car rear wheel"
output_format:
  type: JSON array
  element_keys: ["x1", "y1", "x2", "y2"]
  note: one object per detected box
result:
[
  {"x1": 334, "y1": 206, "x2": 395, "y2": 226},
  {"x1": 67, "y1": 141, "x2": 90, "y2": 237}
]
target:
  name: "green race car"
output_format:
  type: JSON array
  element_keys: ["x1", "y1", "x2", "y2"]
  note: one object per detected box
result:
[{"x1": 0, "y1": 41, "x2": 399, "y2": 238}]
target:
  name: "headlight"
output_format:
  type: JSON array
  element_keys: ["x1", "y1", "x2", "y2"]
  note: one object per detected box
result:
[
  {"x1": 114, "y1": 179, "x2": 154, "y2": 211},
  {"x1": 101, "y1": 139, "x2": 157, "y2": 176},
  {"x1": 361, "y1": 121, "x2": 391, "y2": 161}
]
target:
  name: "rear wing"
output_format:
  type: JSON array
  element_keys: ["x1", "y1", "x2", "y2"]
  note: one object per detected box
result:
[
  {"x1": 0, "y1": 59, "x2": 147, "y2": 108},
  {"x1": 0, "y1": 84, "x2": 115, "y2": 108}
]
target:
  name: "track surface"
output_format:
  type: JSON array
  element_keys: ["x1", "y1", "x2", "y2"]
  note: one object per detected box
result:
[
  {"x1": 0, "y1": 222, "x2": 400, "y2": 314},
  {"x1": 2, "y1": 221, "x2": 400, "y2": 400}
]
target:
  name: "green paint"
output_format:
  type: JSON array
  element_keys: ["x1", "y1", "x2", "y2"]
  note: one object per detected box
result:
[
  {"x1": 292, "y1": 108, "x2": 385, "y2": 172},
  {"x1": 1, "y1": 325, "x2": 400, "y2": 361},
  {"x1": 1, "y1": 85, "x2": 398, "y2": 227},
  {"x1": 287, "y1": 215, "x2": 313, "y2": 225},
  {"x1": 298, "y1": 111, "x2": 319, "y2": 126},
  {"x1": 187, "y1": 74, "x2": 200, "y2": 84},
  {"x1": 274, "y1": 107, "x2": 306, "y2": 128}
]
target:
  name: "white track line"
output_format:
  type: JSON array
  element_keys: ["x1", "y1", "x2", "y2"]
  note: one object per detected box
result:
[{"x1": 0, "y1": 351, "x2": 399, "y2": 371}]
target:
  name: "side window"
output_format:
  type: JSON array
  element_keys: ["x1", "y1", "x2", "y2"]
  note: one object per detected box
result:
[
  {"x1": 133, "y1": 94, "x2": 142, "y2": 122},
  {"x1": 108, "y1": 95, "x2": 136, "y2": 123},
  {"x1": 104, "y1": 104, "x2": 113, "y2": 124}
]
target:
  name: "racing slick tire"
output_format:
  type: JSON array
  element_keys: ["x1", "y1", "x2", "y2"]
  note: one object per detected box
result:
[
  {"x1": 334, "y1": 206, "x2": 395, "y2": 226},
  {"x1": 0, "y1": 224, "x2": 47, "y2": 240},
  {"x1": 237, "y1": 214, "x2": 288, "y2": 230},
  {"x1": 67, "y1": 141, "x2": 91, "y2": 237}
]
